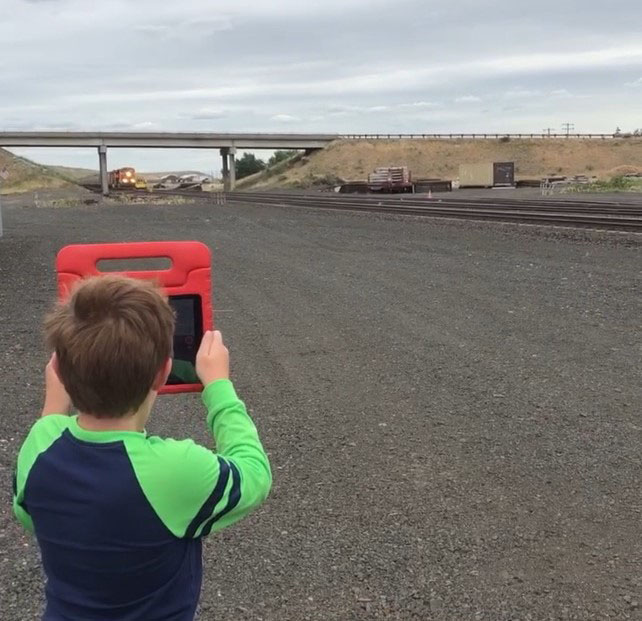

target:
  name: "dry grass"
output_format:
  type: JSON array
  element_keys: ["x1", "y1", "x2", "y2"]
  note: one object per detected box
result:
[
  {"x1": 1, "y1": 177, "x2": 71, "y2": 194},
  {"x1": 248, "y1": 138, "x2": 642, "y2": 189},
  {"x1": 49, "y1": 165, "x2": 97, "y2": 181},
  {"x1": 115, "y1": 193, "x2": 197, "y2": 206},
  {"x1": 0, "y1": 148, "x2": 74, "y2": 194}
]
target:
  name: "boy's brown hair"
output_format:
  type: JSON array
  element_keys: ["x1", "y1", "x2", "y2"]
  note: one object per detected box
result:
[{"x1": 45, "y1": 275, "x2": 175, "y2": 418}]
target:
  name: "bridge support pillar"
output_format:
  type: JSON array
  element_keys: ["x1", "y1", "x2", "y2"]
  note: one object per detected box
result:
[
  {"x1": 228, "y1": 147, "x2": 236, "y2": 191},
  {"x1": 98, "y1": 145, "x2": 108, "y2": 195},
  {"x1": 220, "y1": 147, "x2": 237, "y2": 192},
  {"x1": 220, "y1": 148, "x2": 230, "y2": 192}
]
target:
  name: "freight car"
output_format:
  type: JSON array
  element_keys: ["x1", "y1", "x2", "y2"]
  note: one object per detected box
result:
[{"x1": 367, "y1": 167, "x2": 413, "y2": 193}]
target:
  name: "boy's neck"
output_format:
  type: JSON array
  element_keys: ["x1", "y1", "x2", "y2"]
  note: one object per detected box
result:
[
  {"x1": 76, "y1": 392, "x2": 155, "y2": 433},
  {"x1": 77, "y1": 411, "x2": 145, "y2": 433}
]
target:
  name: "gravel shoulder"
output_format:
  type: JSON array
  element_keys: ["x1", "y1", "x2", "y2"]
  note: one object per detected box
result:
[{"x1": 0, "y1": 199, "x2": 640, "y2": 620}]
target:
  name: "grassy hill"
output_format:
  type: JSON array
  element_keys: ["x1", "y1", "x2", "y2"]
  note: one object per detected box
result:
[
  {"x1": 243, "y1": 138, "x2": 642, "y2": 189},
  {"x1": 50, "y1": 164, "x2": 97, "y2": 181},
  {"x1": 0, "y1": 148, "x2": 80, "y2": 193}
]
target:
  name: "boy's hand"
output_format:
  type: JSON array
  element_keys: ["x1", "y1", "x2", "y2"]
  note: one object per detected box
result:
[
  {"x1": 42, "y1": 353, "x2": 72, "y2": 416},
  {"x1": 196, "y1": 330, "x2": 230, "y2": 386}
]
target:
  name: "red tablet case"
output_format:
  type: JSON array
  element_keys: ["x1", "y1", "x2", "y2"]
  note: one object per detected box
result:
[{"x1": 55, "y1": 241, "x2": 213, "y2": 394}]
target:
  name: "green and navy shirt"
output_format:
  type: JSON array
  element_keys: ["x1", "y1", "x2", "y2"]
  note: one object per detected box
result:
[{"x1": 13, "y1": 380, "x2": 272, "y2": 621}]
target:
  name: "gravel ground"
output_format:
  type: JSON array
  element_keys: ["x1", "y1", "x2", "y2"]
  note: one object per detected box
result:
[{"x1": 0, "y1": 197, "x2": 640, "y2": 621}]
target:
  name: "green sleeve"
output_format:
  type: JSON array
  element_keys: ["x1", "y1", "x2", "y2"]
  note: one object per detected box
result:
[
  {"x1": 128, "y1": 380, "x2": 271, "y2": 538},
  {"x1": 13, "y1": 415, "x2": 72, "y2": 533}
]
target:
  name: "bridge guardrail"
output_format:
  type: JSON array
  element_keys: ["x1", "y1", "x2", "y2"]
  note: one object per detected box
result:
[{"x1": 339, "y1": 133, "x2": 640, "y2": 140}]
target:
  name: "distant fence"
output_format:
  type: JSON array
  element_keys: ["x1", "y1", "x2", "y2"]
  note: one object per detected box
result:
[{"x1": 340, "y1": 133, "x2": 640, "y2": 140}]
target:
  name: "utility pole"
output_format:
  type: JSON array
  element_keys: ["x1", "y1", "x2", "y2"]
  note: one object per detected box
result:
[
  {"x1": 561, "y1": 122, "x2": 575, "y2": 137},
  {"x1": 0, "y1": 165, "x2": 8, "y2": 238},
  {"x1": 542, "y1": 127, "x2": 555, "y2": 136}
]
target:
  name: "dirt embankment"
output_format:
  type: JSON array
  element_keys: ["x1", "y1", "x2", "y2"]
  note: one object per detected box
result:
[
  {"x1": 0, "y1": 148, "x2": 78, "y2": 194},
  {"x1": 246, "y1": 138, "x2": 642, "y2": 189}
]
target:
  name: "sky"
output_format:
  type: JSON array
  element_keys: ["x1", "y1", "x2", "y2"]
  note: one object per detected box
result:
[{"x1": 1, "y1": 0, "x2": 641, "y2": 171}]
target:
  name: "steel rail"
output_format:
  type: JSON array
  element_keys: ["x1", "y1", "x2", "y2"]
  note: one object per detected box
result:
[
  {"x1": 91, "y1": 187, "x2": 642, "y2": 231},
  {"x1": 229, "y1": 191, "x2": 642, "y2": 214},
  {"x1": 223, "y1": 192, "x2": 642, "y2": 231}
]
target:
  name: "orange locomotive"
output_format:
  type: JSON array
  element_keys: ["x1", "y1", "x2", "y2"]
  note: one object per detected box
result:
[{"x1": 108, "y1": 167, "x2": 137, "y2": 189}]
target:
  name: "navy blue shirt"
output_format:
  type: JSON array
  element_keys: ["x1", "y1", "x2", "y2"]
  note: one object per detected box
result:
[{"x1": 13, "y1": 381, "x2": 272, "y2": 620}]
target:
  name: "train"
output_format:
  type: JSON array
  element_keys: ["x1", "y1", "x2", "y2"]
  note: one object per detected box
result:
[{"x1": 108, "y1": 167, "x2": 147, "y2": 190}]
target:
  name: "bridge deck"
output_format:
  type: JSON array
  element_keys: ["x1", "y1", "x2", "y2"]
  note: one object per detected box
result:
[{"x1": 0, "y1": 131, "x2": 338, "y2": 149}]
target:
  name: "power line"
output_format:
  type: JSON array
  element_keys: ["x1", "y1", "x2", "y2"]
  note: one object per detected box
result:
[
  {"x1": 542, "y1": 127, "x2": 555, "y2": 136},
  {"x1": 561, "y1": 122, "x2": 575, "y2": 137}
]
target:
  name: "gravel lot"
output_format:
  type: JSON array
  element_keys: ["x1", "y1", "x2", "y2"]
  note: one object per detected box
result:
[{"x1": 0, "y1": 196, "x2": 640, "y2": 620}]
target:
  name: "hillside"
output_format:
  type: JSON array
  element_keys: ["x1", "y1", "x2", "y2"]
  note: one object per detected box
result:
[
  {"x1": 0, "y1": 148, "x2": 76, "y2": 193},
  {"x1": 245, "y1": 138, "x2": 642, "y2": 189},
  {"x1": 50, "y1": 164, "x2": 97, "y2": 181}
]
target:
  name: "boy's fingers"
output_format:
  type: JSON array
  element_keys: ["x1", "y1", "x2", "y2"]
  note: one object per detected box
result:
[
  {"x1": 199, "y1": 330, "x2": 214, "y2": 354},
  {"x1": 212, "y1": 330, "x2": 223, "y2": 348}
]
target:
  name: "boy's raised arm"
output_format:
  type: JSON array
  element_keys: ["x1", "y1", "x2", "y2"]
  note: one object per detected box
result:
[
  {"x1": 191, "y1": 331, "x2": 271, "y2": 535},
  {"x1": 195, "y1": 378, "x2": 272, "y2": 535}
]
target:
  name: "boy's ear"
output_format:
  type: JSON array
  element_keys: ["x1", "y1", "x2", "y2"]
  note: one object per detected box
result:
[{"x1": 152, "y1": 358, "x2": 172, "y2": 391}]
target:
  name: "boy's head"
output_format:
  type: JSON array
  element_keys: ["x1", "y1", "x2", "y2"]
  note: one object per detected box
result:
[{"x1": 45, "y1": 275, "x2": 175, "y2": 418}]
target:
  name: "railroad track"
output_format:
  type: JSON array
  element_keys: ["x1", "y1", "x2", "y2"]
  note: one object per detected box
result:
[
  {"x1": 224, "y1": 191, "x2": 642, "y2": 232},
  {"x1": 93, "y1": 186, "x2": 642, "y2": 232}
]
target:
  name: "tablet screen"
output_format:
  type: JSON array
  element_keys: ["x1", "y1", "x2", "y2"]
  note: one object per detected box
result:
[{"x1": 167, "y1": 294, "x2": 203, "y2": 385}]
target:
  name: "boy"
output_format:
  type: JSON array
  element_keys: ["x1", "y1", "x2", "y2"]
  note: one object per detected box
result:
[{"x1": 12, "y1": 275, "x2": 272, "y2": 620}]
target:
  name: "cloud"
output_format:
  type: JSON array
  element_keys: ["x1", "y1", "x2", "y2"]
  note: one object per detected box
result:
[
  {"x1": 3, "y1": 0, "x2": 642, "y2": 170},
  {"x1": 180, "y1": 16, "x2": 233, "y2": 34},
  {"x1": 270, "y1": 114, "x2": 300, "y2": 122},
  {"x1": 191, "y1": 109, "x2": 227, "y2": 120},
  {"x1": 504, "y1": 89, "x2": 542, "y2": 98},
  {"x1": 398, "y1": 101, "x2": 436, "y2": 109},
  {"x1": 51, "y1": 43, "x2": 642, "y2": 110},
  {"x1": 328, "y1": 102, "x2": 434, "y2": 116},
  {"x1": 134, "y1": 25, "x2": 171, "y2": 35},
  {"x1": 134, "y1": 17, "x2": 232, "y2": 38}
]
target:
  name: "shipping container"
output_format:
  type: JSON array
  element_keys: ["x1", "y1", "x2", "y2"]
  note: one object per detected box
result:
[
  {"x1": 458, "y1": 162, "x2": 515, "y2": 188},
  {"x1": 493, "y1": 162, "x2": 515, "y2": 186}
]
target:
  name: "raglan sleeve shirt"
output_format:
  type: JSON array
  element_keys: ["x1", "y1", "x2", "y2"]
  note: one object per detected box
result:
[{"x1": 13, "y1": 379, "x2": 272, "y2": 540}]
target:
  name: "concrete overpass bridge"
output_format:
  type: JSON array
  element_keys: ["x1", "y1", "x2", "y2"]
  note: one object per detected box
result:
[{"x1": 0, "y1": 132, "x2": 339, "y2": 194}]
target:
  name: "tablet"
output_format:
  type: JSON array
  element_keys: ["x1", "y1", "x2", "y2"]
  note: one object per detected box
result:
[
  {"x1": 167, "y1": 294, "x2": 203, "y2": 385},
  {"x1": 56, "y1": 241, "x2": 214, "y2": 394}
]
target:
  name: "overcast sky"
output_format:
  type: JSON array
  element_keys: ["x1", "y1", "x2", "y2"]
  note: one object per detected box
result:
[{"x1": 2, "y1": 0, "x2": 641, "y2": 171}]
